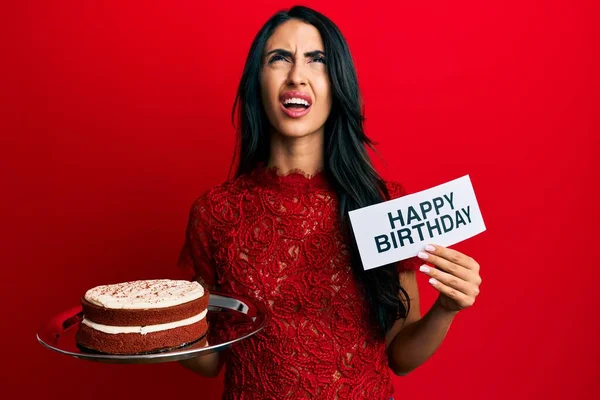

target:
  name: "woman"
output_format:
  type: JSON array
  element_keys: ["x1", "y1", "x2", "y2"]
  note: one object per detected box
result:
[{"x1": 178, "y1": 5, "x2": 482, "y2": 400}]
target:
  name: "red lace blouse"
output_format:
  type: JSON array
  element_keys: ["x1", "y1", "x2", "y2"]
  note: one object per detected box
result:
[{"x1": 178, "y1": 166, "x2": 415, "y2": 400}]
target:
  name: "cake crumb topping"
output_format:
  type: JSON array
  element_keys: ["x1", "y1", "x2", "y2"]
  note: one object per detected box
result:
[{"x1": 84, "y1": 279, "x2": 204, "y2": 309}]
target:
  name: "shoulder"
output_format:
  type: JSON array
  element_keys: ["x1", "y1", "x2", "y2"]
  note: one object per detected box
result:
[
  {"x1": 191, "y1": 180, "x2": 235, "y2": 208},
  {"x1": 188, "y1": 174, "x2": 252, "y2": 223}
]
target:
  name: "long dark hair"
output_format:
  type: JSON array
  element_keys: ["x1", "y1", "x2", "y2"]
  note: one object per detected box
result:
[{"x1": 231, "y1": 5, "x2": 410, "y2": 337}]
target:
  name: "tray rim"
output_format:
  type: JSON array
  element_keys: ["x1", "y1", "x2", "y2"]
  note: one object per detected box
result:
[{"x1": 36, "y1": 292, "x2": 270, "y2": 364}]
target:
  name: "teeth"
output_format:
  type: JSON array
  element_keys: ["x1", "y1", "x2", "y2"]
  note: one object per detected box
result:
[{"x1": 283, "y1": 98, "x2": 310, "y2": 106}]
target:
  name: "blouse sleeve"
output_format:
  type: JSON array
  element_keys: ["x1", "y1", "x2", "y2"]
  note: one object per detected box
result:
[
  {"x1": 177, "y1": 194, "x2": 218, "y2": 290},
  {"x1": 384, "y1": 180, "x2": 420, "y2": 273}
]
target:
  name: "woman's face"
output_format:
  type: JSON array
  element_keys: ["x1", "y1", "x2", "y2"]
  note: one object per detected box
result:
[{"x1": 260, "y1": 20, "x2": 332, "y2": 139}]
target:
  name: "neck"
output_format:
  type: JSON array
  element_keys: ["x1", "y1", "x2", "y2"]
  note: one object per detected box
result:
[{"x1": 267, "y1": 131, "x2": 324, "y2": 175}]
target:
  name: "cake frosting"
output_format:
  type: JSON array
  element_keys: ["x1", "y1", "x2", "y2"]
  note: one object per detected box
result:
[
  {"x1": 81, "y1": 309, "x2": 208, "y2": 335},
  {"x1": 76, "y1": 279, "x2": 210, "y2": 354},
  {"x1": 84, "y1": 279, "x2": 204, "y2": 309}
]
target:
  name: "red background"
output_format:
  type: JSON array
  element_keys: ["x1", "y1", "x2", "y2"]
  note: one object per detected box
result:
[{"x1": 3, "y1": 0, "x2": 598, "y2": 398}]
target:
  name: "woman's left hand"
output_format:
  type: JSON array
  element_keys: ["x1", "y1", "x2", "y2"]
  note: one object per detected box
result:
[{"x1": 417, "y1": 244, "x2": 482, "y2": 313}]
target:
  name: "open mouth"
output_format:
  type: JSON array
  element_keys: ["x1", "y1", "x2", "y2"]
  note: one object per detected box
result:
[
  {"x1": 282, "y1": 98, "x2": 311, "y2": 110},
  {"x1": 279, "y1": 91, "x2": 313, "y2": 118}
]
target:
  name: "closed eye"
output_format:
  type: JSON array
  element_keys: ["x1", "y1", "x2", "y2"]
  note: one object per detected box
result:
[
  {"x1": 268, "y1": 54, "x2": 289, "y2": 64},
  {"x1": 265, "y1": 49, "x2": 326, "y2": 65}
]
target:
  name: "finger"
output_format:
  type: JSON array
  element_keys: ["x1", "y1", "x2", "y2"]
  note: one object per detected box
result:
[
  {"x1": 421, "y1": 244, "x2": 480, "y2": 271},
  {"x1": 418, "y1": 264, "x2": 478, "y2": 296},
  {"x1": 428, "y1": 278, "x2": 475, "y2": 308},
  {"x1": 417, "y1": 251, "x2": 471, "y2": 281}
]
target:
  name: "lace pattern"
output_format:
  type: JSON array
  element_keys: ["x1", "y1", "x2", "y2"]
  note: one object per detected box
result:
[{"x1": 178, "y1": 166, "x2": 414, "y2": 400}]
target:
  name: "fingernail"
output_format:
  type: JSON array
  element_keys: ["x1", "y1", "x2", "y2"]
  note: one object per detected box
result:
[
  {"x1": 429, "y1": 278, "x2": 438, "y2": 285},
  {"x1": 419, "y1": 265, "x2": 430, "y2": 273},
  {"x1": 425, "y1": 244, "x2": 436, "y2": 252},
  {"x1": 418, "y1": 251, "x2": 429, "y2": 259}
]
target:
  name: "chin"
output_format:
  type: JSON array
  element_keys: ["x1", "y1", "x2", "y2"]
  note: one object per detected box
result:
[{"x1": 274, "y1": 122, "x2": 323, "y2": 139}]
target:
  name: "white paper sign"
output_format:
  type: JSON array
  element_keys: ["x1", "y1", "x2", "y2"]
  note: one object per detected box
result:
[{"x1": 348, "y1": 175, "x2": 486, "y2": 270}]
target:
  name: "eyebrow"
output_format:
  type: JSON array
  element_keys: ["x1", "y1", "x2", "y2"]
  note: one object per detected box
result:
[{"x1": 265, "y1": 48, "x2": 326, "y2": 59}]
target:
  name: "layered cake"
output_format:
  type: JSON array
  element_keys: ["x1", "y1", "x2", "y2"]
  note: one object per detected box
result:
[{"x1": 76, "y1": 279, "x2": 209, "y2": 354}]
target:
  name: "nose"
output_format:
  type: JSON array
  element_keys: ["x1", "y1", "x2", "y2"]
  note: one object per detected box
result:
[{"x1": 286, "y1": 61, "x2": 307, "y2": 87}]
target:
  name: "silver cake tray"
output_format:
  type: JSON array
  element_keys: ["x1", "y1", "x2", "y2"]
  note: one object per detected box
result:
[{"x1": 37, "y1": 293, "x2": 269, "y2": 364}]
